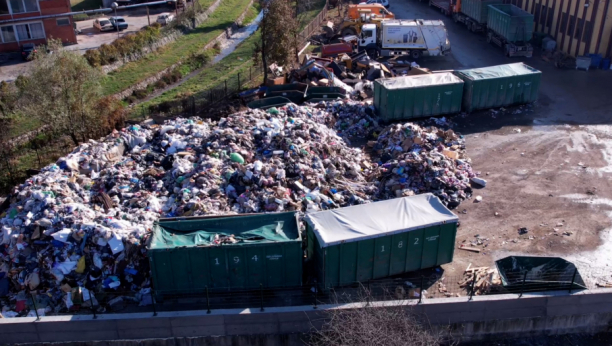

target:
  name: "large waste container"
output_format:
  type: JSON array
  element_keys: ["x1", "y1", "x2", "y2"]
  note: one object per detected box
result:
[
  {"x1": 305, "y1": 194, "x2": 458, "y2": 288},
  {"x1": 487, "y1": 4, "x2": 533, "y2": 43},
  {"x1": 453, "y1": 63, "x2": 541, "y2": 113},
  {"x1": 461, "y1": 0, "x2": 503, "y2": 24},
  {"x1": 374, "y1": 73, "x2": 464, "y2": 121},
  {"x1": 149, "y1": 212, "x2": 302, "y2": 294},
  {"x1": 495, "y1": 256, "x2": 586, "y2": 292}
]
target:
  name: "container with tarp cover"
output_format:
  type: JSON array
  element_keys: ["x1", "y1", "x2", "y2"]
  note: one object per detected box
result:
[
  {"x1": 149, "y1": 212, "x2": 302, "y2": 293},
  {"x1": 305, "y1": 194, "x2": 458, "y2": 288},
  {"x1": 495, "y1": 256, "x2": 586, "y2": 292},
  {"x1": 374, "y1": 73, "x2": 464, "y2": 121},
  {"x1": 453, "y1": 63, "x2": 541, "y2": 113}
]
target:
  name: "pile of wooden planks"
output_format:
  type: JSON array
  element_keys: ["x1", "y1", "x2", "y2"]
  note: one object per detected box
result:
[{"x1": 458, "y1": 264, "x2": 502, "y2": 295}]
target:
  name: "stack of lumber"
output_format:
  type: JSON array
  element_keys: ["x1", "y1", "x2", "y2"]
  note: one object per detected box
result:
[{"x1": 458, "y1": 264, "x2": 502, "y2": 295}]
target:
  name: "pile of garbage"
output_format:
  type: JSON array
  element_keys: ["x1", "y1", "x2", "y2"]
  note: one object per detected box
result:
[
  {"x1": 0, "y1": 101, "x2": 478, "y2": 317},
  {"x1": 371, "y1": 122, "x2": 475, "y2": 208}
]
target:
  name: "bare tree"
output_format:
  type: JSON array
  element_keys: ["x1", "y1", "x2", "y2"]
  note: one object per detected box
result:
[{"x1": 307, "y1": 286, "x2": 450, "y2": 346}]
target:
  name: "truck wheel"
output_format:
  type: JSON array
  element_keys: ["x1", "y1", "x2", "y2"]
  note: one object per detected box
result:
[
  {"x1": 411, "y1": 50, "x2": 421, "y2": 60},
  {"x1": 341, "y1": 28, "x2": 356, "y2": 37},
  {"x1": 367, "y1": 49, "x2": 378, "y2": 59}
]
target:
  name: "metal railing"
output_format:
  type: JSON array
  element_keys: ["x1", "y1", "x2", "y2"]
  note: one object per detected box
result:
[{"x1": 6, "y1": 267, "x2": 610, "y2": 318}]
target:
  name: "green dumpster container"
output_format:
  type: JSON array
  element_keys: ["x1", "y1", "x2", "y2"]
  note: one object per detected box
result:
[
  {"x1": 305, "y1": 194, "x2": 458, "y2": 289},
  {"x1": 374, "y1": 73, "x2": 464, "y2": 121},
  {"x1": 453, "y1": 63, "x2": 541, "y2": 113},
  {"x1": 265, "y1": 83, "x2": 308, "y2": 104},
  {"x1": 487, "y1": 4, "x2": 533, "y2": 43},
  {"x1": 247, "y1": 96, "x2": 292, "y2": 109},
  {"x1": 461, "y1": 0, "x2": 503, "y2": 24},
  {"x1": 149, "y1": 212, "x2": 302, "y2": 294}
]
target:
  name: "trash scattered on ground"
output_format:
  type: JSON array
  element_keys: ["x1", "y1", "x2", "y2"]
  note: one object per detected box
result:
[
  {"x1": 518, "y1": 227, "x2": 529, "y2": 235},
  {"x1": 0, "y1": 100, "x2": 478, "y2": 316}
]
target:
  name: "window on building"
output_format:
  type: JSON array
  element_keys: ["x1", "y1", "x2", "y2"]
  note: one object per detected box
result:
[
  {"x1": 0, "y1": 0, "x2": 9, "y2": 14},
  {"x1": 583, "y1": 21, "x2": 592, "y2": 43},
  {"x1": 15, "y1": 22, "x2": 44, "y2": 40},
  {"x1": 575, "y1": 17, "x2": 584, "y2": 39},
  {"x1": 546, "y1": 6, "x2": 554, "y2": 28},
  {"x1": 9, "y1": 0, "x2": 38, "y2": 13},
  {"x1": 0, "y1": 25, "x2": 16, "y2": 42},
  {"x1": 56, "y1": 18, "x2": 70, "y2": 26},
  {"x1": 560, "y1": 12, "x2": 568, "y2": 34},
  {"x1": 568, "y1": 15, "x2": 576, "y2": 36}
]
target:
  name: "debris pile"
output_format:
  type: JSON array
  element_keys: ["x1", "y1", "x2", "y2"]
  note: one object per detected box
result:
[
  {"x1": 459, "y1": 266, "x2": 502, "y2": 296},
  {"x1": 371, "y1": 122, "x2": 476, "y2": 208},
  {"x1": 0, "y1": 101, "x2": 478, "y2": 317}
]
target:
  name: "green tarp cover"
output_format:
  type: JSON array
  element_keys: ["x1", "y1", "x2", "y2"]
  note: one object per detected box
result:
[
  {"x1": 150, "y1": 212, "x2": 300, "y2": 249},
  {"x1": 455, "y1": 63, "x2": 540, "y2": 81}
]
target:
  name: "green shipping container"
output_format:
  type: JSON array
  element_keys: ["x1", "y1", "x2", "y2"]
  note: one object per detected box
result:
[
  {"x1": 453, "y1": 63, "x2": 541, "y2": 113},
  {"x1": 305, "y1": 194, "x2": 458, "y2": 289},
  {"x1": 461, "y1": 0, "x2": 503, "y2": 24},
  {"x1": 148, "y1": 212, "x2": 302, "y2": 294},
  {"x1": 487, "y1": 4, "x2": 534, "y2": 43},
  {"x1": 374, "y1": 73, "x2": 464, "y2": 121}
]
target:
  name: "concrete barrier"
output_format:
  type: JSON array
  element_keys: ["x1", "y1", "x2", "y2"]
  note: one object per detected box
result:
[{"x1": 2, "y1": 289, "x2": 612, "y2": 345}]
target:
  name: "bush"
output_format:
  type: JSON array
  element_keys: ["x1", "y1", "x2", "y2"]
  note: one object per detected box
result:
[
  {"x1": 73, "y1": 13, "x2": 89, "y2": 22},
  {"x1": 133, "y1": 89, "x2": 149, "y2": 99},
  {"x1": 154, "y1": 80, "x2": 167, "y2": 89},
  {"x1": 84, "y1": 49, "x2": 101, "y2": 67},
  {"x1": 125, "y1": 95, "x2": 138, "y2": 104},
  {"x1": 171, "y1": 68, "x2": 182, "y2": 82},
  {"x1": 98, "y1": 44, "x2": 118, "y2": 65}
]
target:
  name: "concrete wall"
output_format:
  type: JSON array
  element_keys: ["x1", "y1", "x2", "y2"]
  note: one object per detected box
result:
[{"x1": 2, "y1": 289, "x2": 612, "y2": 345}]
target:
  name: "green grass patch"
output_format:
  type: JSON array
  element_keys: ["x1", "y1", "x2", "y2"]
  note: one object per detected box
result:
[
  {"x1": 137, "y1": 30, "x2": 260, "y2": 112},
  {"x1": 241, "y1": 2, "x2": 261, "y2": 26},
  {"x1": 71, "y1": 0, "x2": 102, "y2": 11},
  {"x1": 8, "y1": 115, "x2": 43, "y2": 139},
  {"x1": 135, "y1": 0, "x2": 326, "y2": 113},
  {"x1": 101, "y1": 0, "x2": 253, "y2": 96}
]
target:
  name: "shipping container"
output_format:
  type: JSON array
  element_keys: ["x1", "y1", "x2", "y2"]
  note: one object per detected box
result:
[
  {"x1": 148, "y1": 212, "x2": 302, "y2": 294},
  {"x1": 453, "y1": 63, "x2": 541, "y2": 113},
  {"x1": 487, "y1": 4, "x2": 533, "y2": 43},
  {"x1": 374, "y1": 72, "x2": 464, "y2": 121},
  {"x1": 305, "y1": 194, "x2": 458, "y2": 289},
  {"x1": 461, "y1": 0, "x2": 503, "y2": 24}
]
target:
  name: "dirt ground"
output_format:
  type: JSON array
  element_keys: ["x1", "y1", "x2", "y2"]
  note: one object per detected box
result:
[{"x1": 385, "y1": 0, "x2": 612, "y2": 288}]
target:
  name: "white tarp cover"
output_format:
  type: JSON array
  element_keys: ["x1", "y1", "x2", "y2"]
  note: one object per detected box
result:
[
  {"x1": 455, "y1": 63, "x2": 540, "y2": 81},
  {"x1": 305, "y1": 193, "x2": 458, "y2": 248},
  {"x1": 377, "y1": 72, "x2": 463, "y2": 90}
]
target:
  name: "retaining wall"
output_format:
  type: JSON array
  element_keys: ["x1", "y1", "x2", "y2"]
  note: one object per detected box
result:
[{"x1": 2, "y1": 288, "x2": 612, "y2": 345}]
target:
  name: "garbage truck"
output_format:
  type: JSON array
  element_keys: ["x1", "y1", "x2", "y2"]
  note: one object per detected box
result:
[{"x1": 359, "y1": 19, "x2": 451, "y2": 59}]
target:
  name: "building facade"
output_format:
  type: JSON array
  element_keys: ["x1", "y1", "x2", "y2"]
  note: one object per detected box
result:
[
  {"x1": 0, "y1": 0, "x2": 77, "y2": 53},
  {"x1": 505, "y1": 0, "x2": 612, "y2": 57}
]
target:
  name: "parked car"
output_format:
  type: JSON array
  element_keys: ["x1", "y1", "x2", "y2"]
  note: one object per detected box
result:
[
  {"x1": 109, "y1": 16, "x2": 129, "y2": 31},
  {"x1": 93, "y1": 18, "x2": 114, "y2": 32},
  {"x1": 156, "y1": 13, "x2": 175, "y2": 25},
  {"x1": 360, "y1": 0, "x2": 389, "y2": 8},
  {"x1": 20, "y1": 43, "x2": 36, "y2": 61}
]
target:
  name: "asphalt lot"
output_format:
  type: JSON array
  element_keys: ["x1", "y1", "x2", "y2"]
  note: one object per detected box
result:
[
  {"x1": 388, "y1": 1, "x2": 612, "y2": 287},
  {"x1": 0, "y1": 5, "x2": 175, "y2": 81}
]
